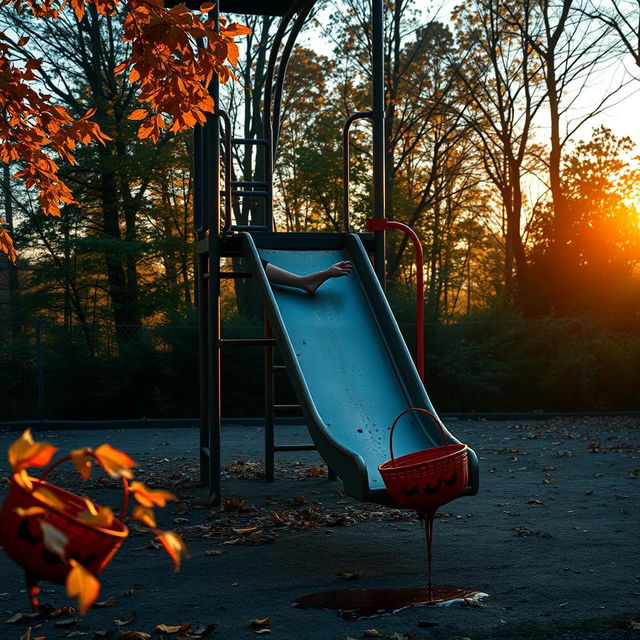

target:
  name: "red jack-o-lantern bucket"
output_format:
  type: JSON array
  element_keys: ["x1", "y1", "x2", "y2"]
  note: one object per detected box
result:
[
  {"x1": 0, "y1": 453, "x2": 129, "y2": 586},
  {"x1": 378, "y1": 408, "x2": 469, "y2": 513}
]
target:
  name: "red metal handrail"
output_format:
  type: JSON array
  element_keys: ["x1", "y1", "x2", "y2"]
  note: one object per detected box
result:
[{"x1": 367, "y1": 218, "x2": 424, "y2": 382}]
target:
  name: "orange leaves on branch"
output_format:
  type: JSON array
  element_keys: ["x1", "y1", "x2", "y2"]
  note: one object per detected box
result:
[
  {"x1": 0, "y1": 38, "x2": 110, "y2": 261},
  {"x1": 66, "y1": 559, "x2": 101, "y2": 615},
  {"x1": 121, "y1": 3, "x2": 251, "y2": 141},
  {"x1": 71, "y1": 448, "x2": 93, "y2": 480},
  {"x1": 0, "y1": 2, "x2": 249, "y2": 261},
  {"x1": 93, "y1": 443, "x2": 137, "y2": 479},
  {"x1": 131, "y1": 504, "x2": 156, "y2": 528},
  {"x1": 8, "y1": 429, "x2": 57, "y2": 473}
]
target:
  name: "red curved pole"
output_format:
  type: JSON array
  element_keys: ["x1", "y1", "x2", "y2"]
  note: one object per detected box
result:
[{"x1": 366, "y1": 218, "x2": 424, "y2": 382}]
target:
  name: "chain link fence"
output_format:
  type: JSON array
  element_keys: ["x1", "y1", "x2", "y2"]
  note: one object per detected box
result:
[{"x1": 1, "y1": 316, "x2": 639, "y2": 422}]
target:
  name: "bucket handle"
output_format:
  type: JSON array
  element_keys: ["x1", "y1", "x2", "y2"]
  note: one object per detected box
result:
[
  {"x1": 39, "y1": 451, "x2": 130, "y2": 522},
  {"x1": 388, "y1": 407, "x2": 450, "y2": 466}
]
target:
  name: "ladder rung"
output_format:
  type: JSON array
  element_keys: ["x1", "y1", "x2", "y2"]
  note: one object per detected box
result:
[
  {"x1": 231, "y1": 180, "x2": 269, "y2": 188},
  {"x1": 232, "y1": 190, "x2": 268, "y2": 198},
  {"x1": 220, "y1": 272, "x2": 252, "y2": 279},
  {"x1": 226, "y1": 137, "x2": 268, "y2": 145},
  {"x1": 220, "y1": 338, "x2": 277, "y2": 346},
  {"x1": 273, "y1": 444, "x2": 316, "y2": 452},
  {"x1": 272, "y1": 365, "x2": 287, "y2": 372},
  {"x1": 273, "y1": 404, "x2": 302, "y2": 411}
]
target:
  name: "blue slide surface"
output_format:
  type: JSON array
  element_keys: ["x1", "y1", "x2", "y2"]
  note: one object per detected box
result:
[{"x1": 242, "y1": 232, "x2": 479, "y2": 504}]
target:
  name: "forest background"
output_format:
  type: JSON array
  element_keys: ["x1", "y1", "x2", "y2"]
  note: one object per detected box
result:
[{"x1": 1, "y1": 0, "x2": 640, "y2": 420}]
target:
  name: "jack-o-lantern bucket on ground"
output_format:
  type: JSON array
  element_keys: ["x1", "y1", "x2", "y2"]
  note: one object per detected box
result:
[
  {"x1": 378, "y1": 408, "x2": 468, "y2": 513},
  {"x1": 0, "y1": 453, "x2": 129, "y2": 596}
]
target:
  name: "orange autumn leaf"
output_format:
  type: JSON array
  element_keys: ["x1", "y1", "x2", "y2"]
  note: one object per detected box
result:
[
  {"x1": 13, "y1": 506, "x2": 46, "y2": 518},
  {"x1": 71, "y1": 448, "x2": 93, "y2": 480},
  {"x1": 129, "y1": 481, "x2": 175, "y2": 508},
  {"x1": 13, "y1": 469, "x2": 34, "y2": 490},
  {"x1": 66, "y1": 559, "x2": 100, "y2": 615},
  {"x1": 131, "y1": 504, "x2": 156, "y2": 528},
  {"x1": 94, "y1": 443, "x2": 136, "y2": 479},
  {"x1": 128, "y1": 108, "x2": 149, "y2": 121},
  {"x1": 8, "y1": 429, "x2": 57, "y2": 473},
  {"x1": 77, "y1": 497, "x2": 115, "y2": 528},
  {"x1": 156, "y1": 530, "x2": 188, "y2": 572},
  {"x1": 0, "y1": 225, "x2": 17, "y2": 263},
  {"x1": 32, "y1": 486, "x2": 66, "y2": 510}
]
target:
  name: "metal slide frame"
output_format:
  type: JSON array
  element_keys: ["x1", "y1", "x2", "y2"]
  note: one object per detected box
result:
[{"x1": 194, "y1": 1, "x2": 473, "y2": 506}]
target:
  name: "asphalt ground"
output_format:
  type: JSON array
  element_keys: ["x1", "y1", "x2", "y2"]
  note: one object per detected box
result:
[{"x1": 0, "y1": 417, "x2": 638, "y2": 640}]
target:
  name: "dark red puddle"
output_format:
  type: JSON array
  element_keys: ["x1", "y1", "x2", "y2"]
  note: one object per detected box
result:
[
  {"x1": 292, "y1": 585, "x2": 485, "y2": 620},
  {"x1": 293, "y1": 509, "x2": 487, "y2": 619}
]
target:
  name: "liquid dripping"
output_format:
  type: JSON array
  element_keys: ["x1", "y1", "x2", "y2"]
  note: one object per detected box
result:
[
  {"x1": 292, "y1": 586, "x2": 486, "y2": 620},
  {"x1": 420, "y1": 510, "x2": 435, "y2": 601}
]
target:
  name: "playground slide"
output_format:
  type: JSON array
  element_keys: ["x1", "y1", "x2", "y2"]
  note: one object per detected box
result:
[{"x1": 241, "y1": 232, "x2": 479, "y2": 504}]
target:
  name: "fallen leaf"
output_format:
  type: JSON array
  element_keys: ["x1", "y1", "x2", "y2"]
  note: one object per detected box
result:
[
  {"x1": 205, "y1": 550, "x2": 223, "y2": 556},
  {"x1": 54, "y1": 617, "x2": 80, "y2": 626},
  {"x1": 232, "y1": 526, "x2": 258, "y2": 536},
  {"x1": 189, "y1": 623, "x2": 216, "y2": 637},
  {"x1": 153, "y1": 622, "x2": 189, "y2": 633},
  {"x1": 254, "y1": 631, "x2": 271, "y2": 635},
  {"x1": 222, "y1": 497, "x2": 246, "y2": 511},
  {"x1": 364, "y1": 630, "x2": 381, "y2": 637},
  {"x1": 222, "y1": 538, "x2": 242, "y2": 546},
  {"x1": 114, "y1": 613, "x2": 137, "y2": 626},
  {"x1": 94, "y1": 596, "x2": 116, "y2": 608},
  {"x1": 65, "y1": 632, "x2": 88, "y2": 637},
  {"x1": 306, "y1": 465, "x2": 325, "y2": 477},
  {"x1": 5, "y1": 612, "x2": 39, "y2": 623},
  {"x1": 249, "y1": 618, "x2": 270, "y2": 627}
]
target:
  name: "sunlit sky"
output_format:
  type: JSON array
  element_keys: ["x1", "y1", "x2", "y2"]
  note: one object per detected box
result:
[{"x1": 299, "y1": 1, "x2": 640, "y2": 148}]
